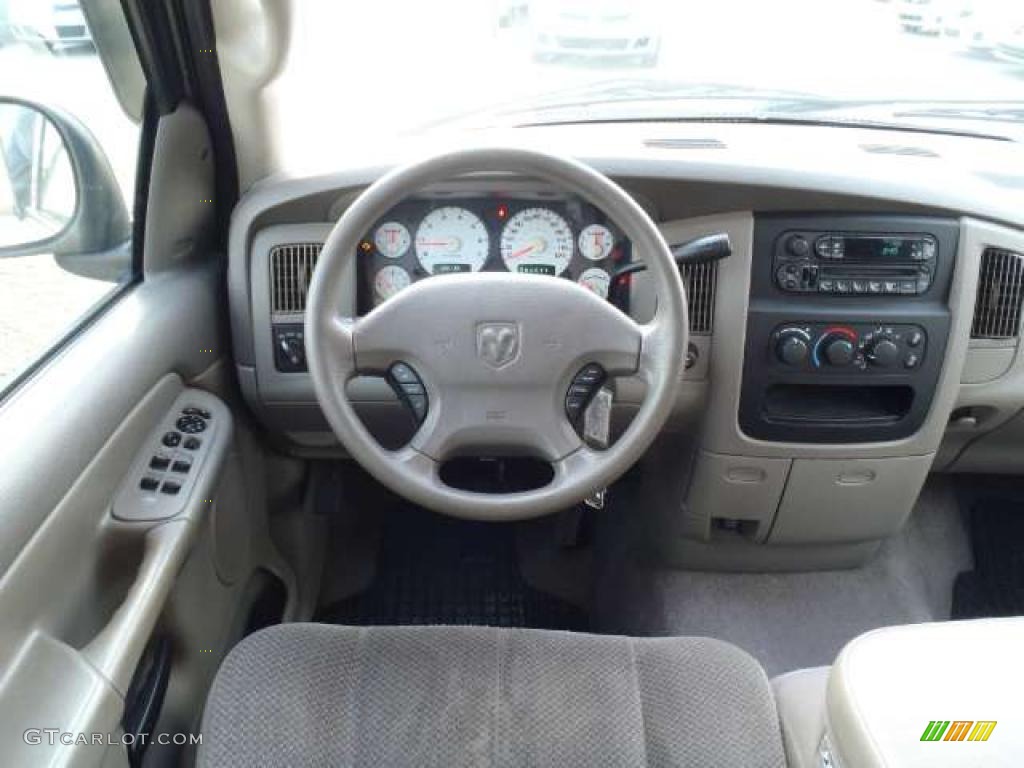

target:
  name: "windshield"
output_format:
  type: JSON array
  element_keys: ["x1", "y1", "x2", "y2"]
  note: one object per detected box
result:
[{"x1": 271, "y1": 0, "x2": 1024, "y2": 165}]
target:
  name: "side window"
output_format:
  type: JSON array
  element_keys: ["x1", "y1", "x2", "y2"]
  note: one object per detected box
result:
[{"x1": 0, "y1": 2, "x2": 142, "y2": 393}]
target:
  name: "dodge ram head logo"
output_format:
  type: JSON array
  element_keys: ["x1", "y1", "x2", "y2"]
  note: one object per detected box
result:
[{"x1": 476, "y1": 322, "x2": 520, "y2": 369}]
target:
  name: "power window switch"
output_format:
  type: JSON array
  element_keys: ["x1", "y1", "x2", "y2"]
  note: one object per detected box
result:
[
  {"x1": 140, "y1": 476, "x2": 160, "y2": 492},
  {"x1": 150, "y1": 455, "x2": 171, "y2": 471},
  {"x1": 171, "y1": 460, "x2": 192, "y2": 474},
  {"x1": 160, "y1": 481, "x2": 181, "y2": 495}
]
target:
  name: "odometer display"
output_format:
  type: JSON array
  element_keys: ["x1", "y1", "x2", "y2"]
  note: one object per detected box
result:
[
  {"x1": 433, "y1": 263, "x2": 471, "y2": 274},
  {"x1": 518, "y1": 264, "x2": 556, "y2": 276}
]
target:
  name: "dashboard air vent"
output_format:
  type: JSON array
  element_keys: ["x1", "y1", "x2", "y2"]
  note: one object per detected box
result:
[
  {"x1": 270, "y1": 243, "x2": 321, "y2": 314},
  {"x1": 971, "y1": 248, "x2": 1024, "y2": 340},
  {"x1": 644, "y1": 138, "x2": 727, "y2": 150},
  {"x1": 859, "y1": 143, "x2": 939, "y2": 159},
  {"x1": 681, "y1": 261, "x2": 717, "y2": 334}
]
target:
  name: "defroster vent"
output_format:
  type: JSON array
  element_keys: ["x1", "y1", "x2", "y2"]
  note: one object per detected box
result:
[
  {"x1": 270, "y1": 243, "x2": 322, "y2": 314},
  {"x1": 972, "y1": 248, "x2": 1024, "y2": 340},
  {"x1": 681, "y1": 261, "x2": 717, "y2": 334}
]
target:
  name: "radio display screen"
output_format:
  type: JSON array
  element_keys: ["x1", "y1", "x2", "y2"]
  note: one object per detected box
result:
[
  {"x1": 846, "y1": 237, "x2": 911, "y2": 260},
  {"x1": 836, "y1": 235, "x2": 934, "y2": 262}
]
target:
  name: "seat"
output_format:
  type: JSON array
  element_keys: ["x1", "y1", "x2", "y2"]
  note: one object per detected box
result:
[{"x1": 198, "y1": 624, "x2": 786, "y2": 767}]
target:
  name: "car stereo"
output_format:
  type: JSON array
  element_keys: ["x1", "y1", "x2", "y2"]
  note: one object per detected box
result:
[{"x1": 773, "y1": 232, "x2": 937, "y2": 295}]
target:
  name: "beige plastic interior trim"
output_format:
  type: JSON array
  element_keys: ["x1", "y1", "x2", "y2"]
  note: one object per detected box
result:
[
  {"x1": 684, "y1": 451, "x2": 790, "y2": 542},
  {"x1": 772, "y1": 666, "x2": 830, "y2": 768},
  {"x1": 0, "y1": 383, "x2": 232, "y2": 766},
  {"x1": 827, "y1": 619, "x2": 1024, "y2": 768},
  {"x1": 939, "y1": 222, "x2": 1024, "y2": 470},
  {"x1": 770, "y1": 454, "x2": 933, "y2": 544}
]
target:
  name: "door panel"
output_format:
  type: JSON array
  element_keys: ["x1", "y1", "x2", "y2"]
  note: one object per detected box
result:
[{"x1": 0, "y1": 264, "x2": 288, "y2": 766}]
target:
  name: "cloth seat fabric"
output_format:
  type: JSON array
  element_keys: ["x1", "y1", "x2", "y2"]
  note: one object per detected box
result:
[{"x1": 198, "y1": 623, "x2": 786, "y2": 767}]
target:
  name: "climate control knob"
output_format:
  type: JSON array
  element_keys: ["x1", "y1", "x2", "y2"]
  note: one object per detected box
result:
[
  {"x1": 775, "y1": 330, "x2": 810, "y2": 366},
  {"x1": 823, "y1": 337, "x2": 856, "y2": 367},
  {"x1": 866, "y1": 337, "x2": 900, "y2": 368}
]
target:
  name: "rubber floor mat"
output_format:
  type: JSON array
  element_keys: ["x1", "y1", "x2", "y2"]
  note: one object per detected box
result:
[
  {"x1": 317, "y1": 505, "x2": 589, "y2": 631},
  {"x1": 952, "y1": 499, "x2": 1024, "y2": 619}
]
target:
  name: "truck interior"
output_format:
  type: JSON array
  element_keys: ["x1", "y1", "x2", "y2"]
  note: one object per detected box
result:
[{"x1": 1, "y1": 1, "x2": 1023, "y2": 766}]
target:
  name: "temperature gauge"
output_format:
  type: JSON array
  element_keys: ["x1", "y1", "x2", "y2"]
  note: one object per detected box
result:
[
  {"x1": 579, "y1": 224, "x2": 614, "y2": 262},
  {"x1": 374, "y1": 221, "x2": 411, "y2": 259},
  {"x1": 578, "y1": 267, "x2": 611, "y2": 299},
  {"x1": 374, "y1": 265, "x2": 411, "y2": 302}
]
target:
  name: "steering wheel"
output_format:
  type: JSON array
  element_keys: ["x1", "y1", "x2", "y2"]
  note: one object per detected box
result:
[{"x1": 305, "y1": 148, "x2": 687, "y2": 520}]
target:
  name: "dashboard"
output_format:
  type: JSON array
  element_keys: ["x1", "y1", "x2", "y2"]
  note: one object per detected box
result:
[
  {"x1": 227, "y1": 121, "x2": 1024, "y2": 559},
  {"x1": 356, "y1": 195, "x2": 631, "y2": 313}
]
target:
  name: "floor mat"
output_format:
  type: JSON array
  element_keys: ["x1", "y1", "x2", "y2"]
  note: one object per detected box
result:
[
  {"x1": 953, "y1": 499, "x2": 1024, "y2": 619},
  {"x1": 317, "y1": 505, "x2": 589, "y2": 631}
]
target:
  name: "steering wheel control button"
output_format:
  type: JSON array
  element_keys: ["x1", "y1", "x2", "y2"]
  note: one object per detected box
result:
[
  {"x1": 140, "y1": 476, "x2": 160, "y2": 492},
  {"x1": 390, "y1": 363, "x2": 419, "y2": 385},
  {"x1": 565, "y1": 364, "x2": 607, "y2": 423},
  {"x1": 162, "y1": 431, "x2": 182, "y2": 448},
  {"x1": 176, "y1": 414, "x2": 207, "y2": 434},
  {"x1": 387, "y1": 362, "x2": 429, "y2": 424}
]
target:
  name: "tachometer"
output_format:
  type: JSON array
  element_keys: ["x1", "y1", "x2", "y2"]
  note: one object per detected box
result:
[
  {"x1": 415, "y1": 207, "x2": 490, "y2": 274},
  {"x1": 374, "y1": 221, "x2": 411, "y2": 258},
  {"x1": 578, "y1": 267, "x2": 611, "y2": 299},
  {"x1": 500, "y1": 207, "x2": 573, "y2": 275},
  {"x1": 579, "y1": 224, "x2": 615, "y2": 262},
  {"x1": 374, "y1": 265, "x2": 411, "y2": 301}
]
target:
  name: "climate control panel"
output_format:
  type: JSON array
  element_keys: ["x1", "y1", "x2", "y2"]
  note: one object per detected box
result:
[{"x1": 770, "y1": 322, "x2": 926, "y2": 373}]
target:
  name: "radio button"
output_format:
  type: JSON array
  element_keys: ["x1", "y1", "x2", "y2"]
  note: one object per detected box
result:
[
  {"x1": 835, "y1": 279, "x2": 851, "y2": 293},
  {"x1": 818, "y1": 279, "x2": 834, "y2": 292},
  {"x1": 851, "y1": 280, "x2": 867, "y2": 293},
  {"x1": 906, "y1": 330, "x2": 923, "y2": 348},
  {"x1": 786, "y1": 235, "x2": 810, "y2": 258},
  {"x1": 868, "y1": 280, "x2": 883, "y2": 294},
  {"x1": 899, "y1": 280, "x2": 917, "y2": 294},
  {"x1": 815, "y1": 236, "x2": 843, "y2": 259},
  {"x1": 882, "y1": 280, "x2": 899, "y2": 294},
  {"x1": 904, "y1": 354, "x2": 920, "y2": 369}
]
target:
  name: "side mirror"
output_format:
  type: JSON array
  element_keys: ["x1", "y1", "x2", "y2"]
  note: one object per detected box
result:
[{"x1": 0, "y1": 96, "x2": 131, "y2": 281}]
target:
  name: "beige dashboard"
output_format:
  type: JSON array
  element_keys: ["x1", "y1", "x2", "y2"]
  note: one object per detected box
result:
[{"x1": 225, "y1": 124, "x2": 1024, "y2": 563}]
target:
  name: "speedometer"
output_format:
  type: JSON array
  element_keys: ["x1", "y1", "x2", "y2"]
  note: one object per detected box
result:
[
  {"x1": 415, "y1": 207, "x2": 490, "y2": 274},
  {"x1": 500, "y1": 208, "x2": 573, "y2": 276}
]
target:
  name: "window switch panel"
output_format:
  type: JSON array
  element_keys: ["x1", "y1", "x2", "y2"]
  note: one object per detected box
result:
[{"x1": 113, "y1": 390, "x2": 230, "y2": 523}]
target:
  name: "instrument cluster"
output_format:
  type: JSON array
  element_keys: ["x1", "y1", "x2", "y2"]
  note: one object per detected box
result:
[{"x1": 356, "y1": 196, "x2": 631, "y2": 313}]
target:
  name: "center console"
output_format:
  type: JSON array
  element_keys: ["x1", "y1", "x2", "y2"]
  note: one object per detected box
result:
[{"x1": 740, "y1": 216, "x2": 958, "y2": 443}]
